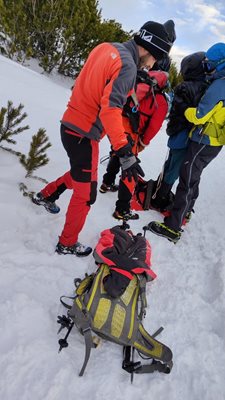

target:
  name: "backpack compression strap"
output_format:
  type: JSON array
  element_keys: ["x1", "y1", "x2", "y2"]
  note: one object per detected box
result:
[
  {"x1": 143, "y1": 179, "x2": 155, "y2": 210},
  {"x1": 78, "y1": 319, "x2": 95, "y2": 377},
  {"x1": 122, "y1": 351, "x2": 173, "y2": 375},
  {"x1": 68, "y1": 295, "x2": 96, "y2": 377},
  {"x1": 122, "y1": 327, "x2": 173, "y2": 377}
]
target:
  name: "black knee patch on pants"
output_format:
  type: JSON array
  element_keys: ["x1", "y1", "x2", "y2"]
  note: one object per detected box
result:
[{"x1": 88, "y1": 181, "x2": 97, "y2": 205}]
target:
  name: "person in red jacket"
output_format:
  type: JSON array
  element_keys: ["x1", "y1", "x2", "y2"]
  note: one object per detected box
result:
[
  {"x1": 32, "y1": 20, "x2": 175, "y2": 256},
  {"x1": 100, "y1": 69, "x2": 169, "y2": 220}
]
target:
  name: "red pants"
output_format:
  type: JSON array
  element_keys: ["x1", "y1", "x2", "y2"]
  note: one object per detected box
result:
[{"x1": 42, "y1": 125, "x2": 99, "y2": 246}]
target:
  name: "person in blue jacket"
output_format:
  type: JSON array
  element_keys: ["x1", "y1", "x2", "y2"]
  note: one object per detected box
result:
[
  {"x1": 151, "y1": 51, "x2": 208, "y2": 211},
  {"x1": 147, "y1": 42, "x2": 225, "y2": 242}
]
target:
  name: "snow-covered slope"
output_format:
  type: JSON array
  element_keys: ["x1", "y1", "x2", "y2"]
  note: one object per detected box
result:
[{"x1": 0, "y1": 55, "x2": 225, "y2": 400}]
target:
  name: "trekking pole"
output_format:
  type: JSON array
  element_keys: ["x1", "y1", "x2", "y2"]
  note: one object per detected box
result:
[
  {"x1": 100, "y1": 155, "x2": 110, "y2": 164},
  {"x1": 152, "y1": 326, "x2": 164, "y2": 338},
  {"x1": 58, "y1": 321, "x2": 74, "y2": 353},
  {"x1": 122, "y1": 346, "x2": 141, "y2": 382},
  {"x1": 142, "y1": 225, "x2": 148, "y2": 237},
  {"x1": 130, "y1": 347, "x2": 135, "y2": 383}
]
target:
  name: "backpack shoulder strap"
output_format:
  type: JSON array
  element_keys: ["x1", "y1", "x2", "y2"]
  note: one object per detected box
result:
[
  {"x1": 78, "y1": 320, "x2": 95, "y2": 376},
  {"x1": 68, "y1": 295, "x2": 96, "y2": 376},
  {"x1": 130, "y1": 91, "x2": 139, "y2": 109},
  {"x1": 123, "y1": 91, "x2": 140, "y2": 133}
]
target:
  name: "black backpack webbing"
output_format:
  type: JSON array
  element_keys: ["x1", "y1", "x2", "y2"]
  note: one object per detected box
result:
[
  {"x1": 122, "y1": 326, "x2": 172, "y2": 379},
  {"x1": 143, "y1": 179, "x2": 155, "y2": 210},
  {"x1": 136, "y1": 179, "x2": 155, "y2": 210}
]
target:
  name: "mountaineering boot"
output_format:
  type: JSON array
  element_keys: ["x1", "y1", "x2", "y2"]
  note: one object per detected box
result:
[
  {"x1": 99, "y1": 183, "x2": 119, "y2": 193},
  {"x1": 32, "y1": 192, "x2": 60, "y2": 214},
  {"x1": 113, "y1": 210, "x2": 139, "y2": 220},
  {"x1": 146, "y1": 221, "x2": 181, "y2": 243},
  {"x1": 55, "y1": 241, "x2": 92, "y2": 256}
]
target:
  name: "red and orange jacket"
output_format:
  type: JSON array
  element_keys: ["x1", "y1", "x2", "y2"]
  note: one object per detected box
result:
[
  {"x1": 122, "y1": 70, "x2": 168, "y2": 153},
  {"x1": 61, "y1": 40, "x2": 139, "y2": 151}
]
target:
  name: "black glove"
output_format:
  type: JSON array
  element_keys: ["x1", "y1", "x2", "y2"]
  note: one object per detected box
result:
[
  {"x1": 115, "y1": 143, "x2": 133, "y2": 157},
  {"x1": 115, "y1": 143, "x2": 145, "y2": 182}
]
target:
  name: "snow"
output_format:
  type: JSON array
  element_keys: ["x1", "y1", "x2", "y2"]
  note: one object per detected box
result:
[{"x1": 0, "y1": 54, "x2": 225, "y2": 400}]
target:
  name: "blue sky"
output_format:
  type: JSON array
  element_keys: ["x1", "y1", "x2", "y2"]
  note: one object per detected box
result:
[{"x1": 98, "y1": 0, "x2": 225, "y2": 67}]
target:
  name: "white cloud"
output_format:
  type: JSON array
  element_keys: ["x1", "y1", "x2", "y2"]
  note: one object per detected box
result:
[
  {"x1": 210, "y1": 23, "x2": 225, "y2": 42},
  {"x1": 139, "y1": 0, "x2": 154, "y2": 8},
  {"x1": 98, "y1": 0, "x2": 225, "y2": 60},
  {"x1": 185, "y1": 1, "x2": 224, "y2": 34},
  {"x1": 170, "y1": 44, "x2": 191, "y2": 68}
]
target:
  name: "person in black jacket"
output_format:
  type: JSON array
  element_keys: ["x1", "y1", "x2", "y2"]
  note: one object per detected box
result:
[
  {"x1": 150, "y1": 51, "x2": 209, "y2": 212},
  {"x1": 147, "y1": 43, "x2": 225, "y2": 243}
]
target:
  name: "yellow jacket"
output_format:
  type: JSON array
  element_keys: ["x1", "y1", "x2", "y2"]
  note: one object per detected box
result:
[{"x1": 185, "y1": 101, "x2": 225, "y2": 145}]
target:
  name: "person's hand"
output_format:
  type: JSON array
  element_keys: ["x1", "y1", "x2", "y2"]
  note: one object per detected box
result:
[
  {"x1": 121, "y1": 157, "x2": 144, "y2": 182},
  {"x1": 115, "y1": 143, "x2": 145, "y2": 182},
  {"x1": 119, "y1": 153, "x2": 145, "y2": 182}
]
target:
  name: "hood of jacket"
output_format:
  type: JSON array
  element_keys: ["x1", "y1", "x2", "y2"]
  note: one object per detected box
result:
[{"x1": 181, "y1": 51, "x2": 206, "y2": 81}]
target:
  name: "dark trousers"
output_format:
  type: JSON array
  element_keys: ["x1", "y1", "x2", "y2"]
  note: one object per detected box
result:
[
  {"x1": 164, "y1": 141, "x2": 222, "y2": 231},
  {"x1": 102, "y1": 152, "x2": 120, "y2": 186},
  {"x1": 41, "y1": 125, "x2": 98, "y2": 246},
  {"x1": 164, "y1": 148, "x2": 187, "y2": 185},
  {"x1": 152, "y1": 148, "x2": 187, "y2": 205},
  {"x1": 102, "y1": 152, "x2": 135, "y2": 213},
  {"x1": 116, "y1": 177, "x2": 136, "y2": 213}
]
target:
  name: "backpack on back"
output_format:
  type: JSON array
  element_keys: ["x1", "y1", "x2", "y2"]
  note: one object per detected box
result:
[
  {"x1": 57, "y1": 226, "x2": 173, "y2": 379},
  {"x1": 122, "y1": 69, "x2": 169, "y2": 133}
]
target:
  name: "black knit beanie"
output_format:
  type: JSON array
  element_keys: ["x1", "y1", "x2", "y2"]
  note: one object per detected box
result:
[{"x1": 134, "y1": 21, "x2": 174, "y2": 61}]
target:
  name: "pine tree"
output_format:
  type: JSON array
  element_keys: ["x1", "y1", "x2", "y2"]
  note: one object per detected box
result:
[
  {"x1": 24, "y1": 0, "x2": 63, "y2": 73},
  {"x1": 0, "y1": 0, "x2": 132, "y2": 76},
  {"x1": 0, "y1": 101, "x2": 29, "y2": 145},
  {"x1": 96, "y1": 19, "x2": 132, "y2": 44},
  {"x1": 57, "y1": 0, "x2": 102, "y2": 76},
  {"x1": 0, "y1": 0, "x2": 33, "y2": 62},
  {"x1": 19, "y1": 128, "x2": 51, "y2": 177},
  {"x1": 169, "y1": 61, "x2": 183, "y2": 89}
]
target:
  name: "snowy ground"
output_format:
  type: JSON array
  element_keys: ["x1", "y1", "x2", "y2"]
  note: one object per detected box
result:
[{"x1": 0, "y1": 55, "x2": 225, "y2": 400}]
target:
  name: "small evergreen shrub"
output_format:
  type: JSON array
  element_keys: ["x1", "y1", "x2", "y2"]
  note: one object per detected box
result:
[{"x1": 19, "y1": 128, "x2": 51, "y2": 177}]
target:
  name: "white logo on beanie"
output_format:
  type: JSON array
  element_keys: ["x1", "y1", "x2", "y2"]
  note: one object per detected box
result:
[{"x1": 139, "y1": 29, "x2": 153, "y2": 44}]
